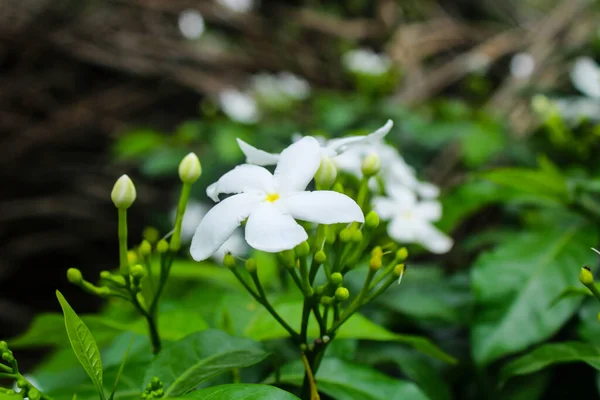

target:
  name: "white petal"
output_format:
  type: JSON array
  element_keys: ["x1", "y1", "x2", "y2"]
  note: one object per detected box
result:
[
  {"x1": 274, "y1": 136, "x2": 321, "y2": 193},
  {"x1": 325, "y1": 136, "x2": 367, "y2": 155},
  {"x1": 282, "y1": 191, "x2": 364, "y2": 224},
  {"x1": 387, "y1": 216, "x2": 417, "y2": 243},
  {"x1": 367, "y1": 119, "x2": 393, "y2": 141},
  {"x1": 416, "y1": 182, "x2": 440, "y2": 199},
  {"x1": 245, "y1": 203, "x2": 307, "y2": 252},
  {"x1": 413, "y1": 221, "x2": 453, "y2": 254},
  {"x1": 373, "y1": 196, "x2": 398, "y2": 220},
  {"x1": 190, "y1": 193, "x2": 261, "y2": 261},
  {"x1": 207, "y1": 164, "x2": 274, "y2": 202},
  {"x1": 571, "y1": 57, "x2": 600, "y2": 99},
  {"x1": 212, "y1": 228, "x2": 248, "y2": 263},
  {"x1": 387, "y1": 185, "x2": 417, "y2": 206},
  {"x1": 236, "y1": 138, "x2": 280, "y2": 166},
  {"x1": 415, "y1": 200, "x2": 442, "y2": 221}
]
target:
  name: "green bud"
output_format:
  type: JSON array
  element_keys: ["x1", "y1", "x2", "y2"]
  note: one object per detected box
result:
[
  {"x1": 67, "y1": 268, "x2": 83, "y2": 285},
  {"x1": 330, "y1": 272, "x2": 343, "y2": 286},
  {"x1": 16, "y1": 379, "x2": 27, "y2": 389},
  {"x1": 396, "y1": 247, "x2": 408, "y2": 261},
  {"x1": 223, "y1": 253, "x2": 237, "y2": 269},
  {"x1": 365, "y1": 211, "x2": 380, "y2": 228},
  {"x1": 314, "y1": 250, "x2": 327, "y2": 264},
  {"x1": 334, "y1": 287, "x2": 349, "y2": 301},
  {"x1": 139, "y1": 240, "x2": 152, "y2": 256},
  {"x1": 351, "y1": 229, "x2": 363, "y2": 242},
  {"x1": 28, "y1": 388, "x2": 41, "y2": 400},
  {"x1": 371, "y1": 246, "x2": 383, "y2": 259},
  {"x1": 157, "y1": 240, "x2": 169, "y2": 253},
  {"x1": 2, "y1": 352, "x2": 14, "y2": 363},
  {"x1": 320, "y1": 296, "x2": 333, "y2": 305},
  {"x1": 315, "y1": 284, "x2": 327, "y2": 295},
  {"x1": 339, "y1": 228, "x2": 352, "y2": 242},
  {"x1": 394, "y1": 264, "x2": 405, "y2": 277},
  {"x1": 332, "y1": 182, "x2": 344, "y2": 194},
  {"x1": 245, "y1": 258, "x2": 257, "y2": 273},
  {"x1": 151, "y1": 376, "x2": 163, "y2": 389},
  {"x1": 315, "y1": 157, "x2": 337, "y2": 189},
  {"x1": 580, "y1": 266, "x2": 594, "y2": 286},
  {"x1": 0, "y1": 341, "x2": 7, "y2": 352},
  {"x1": 178, "y1": 152, "x2": 202, "y2": 184},
  {"x1": 127, "y1": 250, "x2": 138, "y2": 265},
  {"x1": 130, "y1": 264, "x2": 145, "y2": 279},
  {"x1": 111, "y1": 174, "x2": 136, "y2": 209},
  {"x1": 295, "y1": 241, "x2": 310, "y2": 257},
  {"x1": 370, "y1": 256, "x2": 382, "y2": 271},
  {"x1": 278, "y1": 249, "x2": 296, "y2": 269},
  {"x1": 361, "y1": 152, "x2": 381, "y2": 176},
  {"x1": 143, "y1": 227, "x2": 160, "y2": 244}
]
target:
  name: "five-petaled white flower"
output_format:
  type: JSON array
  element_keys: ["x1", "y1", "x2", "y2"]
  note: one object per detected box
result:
[
  {"x1": 374, "y1": 186, "x2": 452, "y2": 254},
  {"x1": 191, "y1": 137, "x2": 364, "y2": 261}
]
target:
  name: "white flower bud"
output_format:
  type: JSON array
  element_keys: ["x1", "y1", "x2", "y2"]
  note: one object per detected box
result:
[
  {"x1": 314, "y1": 157, "x2": 337, "y2": 188},
  {"x1": 111, "y1": 174, "x2": 137, "y2": 209},
  {"x1": 178, "y1": 153, "x2": 202, "y2": 184},
  {"x1": 361, "y1": 152, "x2": 381, "y2": 176}
]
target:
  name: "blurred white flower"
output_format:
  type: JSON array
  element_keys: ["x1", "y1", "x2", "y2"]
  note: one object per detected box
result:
[
  {"x1": 277, "y1": 72, "x2": 311, "y2": 100},
  {"x1": 191, "y1": 137, "x2": 364, "y2": 261},
  {"x1": 510, "y1": 53, "x2": 535, "y2": 79},
  {"x1": 374, "y1": 186, "x2": 452, "y2": 254},
  {"x1": 173, "y1": 201, "x2": 247, "y2": 263},
  {"x1": 178, "y1": 10, "x2": 205, "y2": 40},
  {"x1": 218, "y1": 89, "x2": 260, "y2": 124},
  {"x1": 250, "y1": 72, "x2": 311, "y2": 105},
  {"x1": 217, "y1": 0, "x2": 254, "y2": 13},
  {"x1": 555, "y1": 97, "x2": 600, "y2": 121},
  {"x1": 570, "y1": 57, "x2": 600, "y2": 98},
  {"x1": 342, "y1": 48, "x2": 391, "y2": 76}
]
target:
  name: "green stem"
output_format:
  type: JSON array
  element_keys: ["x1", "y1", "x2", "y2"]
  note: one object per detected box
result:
[
  {"x1": 300, "y1": 297, "x2": 311, "y2": 340},
  {"x1": 117, "y1": 208, "x2": 129, "y2": 275},
  {"x1": 365, "y1": 273, "x2": 399, "y2": 303},
  {"x1": 0, "y1": 372, "x2": 15, "y2": 379},
  {"x1": 0, "y1": 363, "x2": 11, "y2": 373},
  {"x1": 356, "y1": 177, "x2": 369, "y2": 211},
  {"x1": 328, "y1": 268, "x2": 375, "y2": 334},
  {"x1": 170, "y1": 183, "x2": 192, "y2": 252},
  {"x1": 585, "y1": 282, "x2": 600, "y2": 302}
]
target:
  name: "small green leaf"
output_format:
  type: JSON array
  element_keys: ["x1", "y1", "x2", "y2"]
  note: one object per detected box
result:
[
  {"x1": 267, "y1": 358, "x2": 429, "y2": 400},
  {"x1": 56, "y1": 291, "x2": 105, "y2": 400},
  {"x1": 471, "y1": 224, "x2": 598, "y2": 365},
  {"x1": 245, "y1": 300, "x2": 455, "y2": 364},
  {"x1": 500, "y1": 342, "x2": 600, "y2": 383},
  {"x1": 173, "y1": 384, "x2": 299, "y2": 400},
  {"x1": 144, "y1": 329, "x2": 270, "y2": 397}
]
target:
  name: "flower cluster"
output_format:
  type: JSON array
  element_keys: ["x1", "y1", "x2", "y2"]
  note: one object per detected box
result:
[{"x1": 192, "y1": 120, "x2": 452, "y2": 260}]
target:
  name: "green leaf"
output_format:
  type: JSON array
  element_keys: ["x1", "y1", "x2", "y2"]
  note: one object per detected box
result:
[
  {"x1": 173, "y1": 384, "x2": 299, "y2": 400},
  {"x1": 0, "y1": 392, "x2": 24, "y2": 400},
  {"x1": 471, "y1": 223, "x2": 598, "y2": 365},
  {"x1": 144, "y1": 329, "x2": 270, "y2": 397},
  {"x1": 481, "y1": 166, "x2": 568, "y2": 202},
  {"x1": 500, "y1": 342, "x2": 600, "y2": 383},
  {"x1": 56, "y1": 291, "x2": 106, "y2": 400},
  {"x1": 267, "y1": 358, "x2": 429, "y2": 400},
  {"x1": 244, "y1": 299, "x2": 455, "y2": 364},
  {"x1": 112, "y1": 129, "x2": 164, "y2": 159},
  {"x1": 551, "y1": 286, "x2": 592, "y2": 306}
]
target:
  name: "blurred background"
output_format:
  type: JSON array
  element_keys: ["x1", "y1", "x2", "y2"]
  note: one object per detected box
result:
[{"x1": 2, "y1": 0, "x2": 600, "y2": 387}]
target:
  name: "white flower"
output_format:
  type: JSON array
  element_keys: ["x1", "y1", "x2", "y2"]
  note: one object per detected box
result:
[
  {"x1": 174, "y1": 201, "x2": 247, "y2": 262},
  {"x1": 374, "y1": 186, "x2": 452, "y2": 254},
  {"x1": 277, "y1": 72, "x2": 311, "y2": 100},
  {"x1": 570, "y1": 57, "x2": 600, "y2": 99},
  {"x1": 217, "y1": 0, "x2": 254, "y2": 13},
  {"x1": 218, "y1": 89, "x2": 260, "y2": 124},
  {"x1": 342, "y1": 48, "x2": 391, "y2": 75},
  {"x1": 191, "y1": 137, "x2": 364, "y2": 261},
  {"x1": 178, "y1": 10, "x2": 205, "y2": 40},
  {"x1": 250, "y1": 72, "x2": 311, "y2": 105},
  {"x1": 510, "y1": 53, "x2": 535, "y2": 79}
]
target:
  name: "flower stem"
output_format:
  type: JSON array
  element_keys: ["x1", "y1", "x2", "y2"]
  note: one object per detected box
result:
[
  {"x1": 328, "y1": 268, "x2": 375, "y2": 334},
  {"x1": 117, "y1": 208, "x2": 129, "y2": 275},
  {"x1": 300, "y1": 353, "x2": 320, "y2": 400},
  {"x1": 170, "y1": 183, "x2": 192, "y2": 252}
]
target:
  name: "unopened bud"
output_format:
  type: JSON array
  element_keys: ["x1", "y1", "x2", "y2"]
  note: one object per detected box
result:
[
  {"x1": 111, "y1": 174, "x2": 136, "y2": 209},
  {"x1": 245, "y1": 258, "x2": 257, "y2": 273},
  {"x1": 322, "y1": 335, "x2": 331, "y2": 343},
  {"x1": 139, "y1": 240, "x2": 152, "y2": 256},
  {"x1": 178, "y1": 153, "x2": 202, "y2": 184},
  {"x1": 0, "y1": 341, "x2": 7, "y2": 352},
  {"x1": 330, "y1": 272, "x2": 343, "y2": 286},
  {"x1": 320, "y1": 296, "x2": 333, "y2": 305},
  {"x1": 394, "y1": 264, "x2": 405, "y2": 279},
  {"x1": 157, "y1": 240, "x2": 169, "y2": 253},
  {"x1": 143, "y1": 227, "x2": 160, "y2": 244},
  {"x1": 315, "y1": 157, "x2": 337, "y2": 189},
  {"x1": 16, "y1": 379, "x2": 27, "y2": 389},
  {"x1": 278, "y1": 249, "x2": 296, "y2": 269},
  {"x1": 333, "y1": 182, "x2": 344, "y2": 194},
  {"x1": 361, "y1": 152, "x2": 381, "y2": 176},
  {"x1": 295, "y1": 241, "x2": 310, "y2": 257},
  {"x1": 396, "y1": 247, "x2": 408, "y2": 261},
  {"x1": 365, "y1": 211, "x2": 380, "y2": 228},
  {"x1": 335, "y1": 287, "x2": 350, "y2": 301},
  {"x1": 339, "y1": 228, "x2": 352, "y2": 242},
  {"x1": 580, "y1": 266, "x2": 594, "y2": 286},
  {"x1": 67, "y1": 268, "x2": 83, "y2": 285},
  {"x1": 351, "y1": 229, "x2": 363, "y2": 242},
  {"x1": 127, "y1": 250, "x2": 138, "y2": 265},
  {"x1": 130, "y1": 264, "x2": 145, "y2": 279},
  {"x1": 223, "y1": 253, "x2": 237, "y2": 269},
  {"x1": 151, "y1": 377, "x2": 163, "y2": 390},
  {"x1": 371, "y1": 246, "x2": 383, "y2": 259},
  {"x1": 370, "y1": 256, "x2": 382, "y2": 271},
  {"x1": 28, "y1": 388, "x2": 41, "y2": 400},
  {"x1": 314, "y1": 250, "x2": 327, "y2": 264}
]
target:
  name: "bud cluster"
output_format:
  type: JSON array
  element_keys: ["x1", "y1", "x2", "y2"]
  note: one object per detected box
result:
[
  {"x1": 142, "y1": 377, "x2": 164, "y2": 400},
  {"x1": 0, "y1": 342, "x2": 42, "y2": 400}
]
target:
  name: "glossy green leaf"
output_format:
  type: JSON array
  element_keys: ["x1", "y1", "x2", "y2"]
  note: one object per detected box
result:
[
  {"x1": 244, "y1": 299, "x2": 455, "y2": 363},
  {"x1": 481, "y1": 167, "x2": 568, "y2": 202},
  {"x1": 471, "y1": 224, "x2": 598, "y2": 365},
  {"x1": 173, "y1": 384, "x2": 299, "y2": 400},
  {"x1": 267, "y1": 358, "x2": 429, "y2": 400},
  {"x1": 56, "y1": 291, "x2": 106, "y2": 400},
  {"x1": 500, "y1": 342, "x2": 600, "y2": 383},
  {"x1": 144, "y1": 329, "x2": 270, "y2": 397}
]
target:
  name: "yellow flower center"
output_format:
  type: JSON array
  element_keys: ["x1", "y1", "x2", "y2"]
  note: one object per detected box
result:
[{"x1": 265, "y1": 193, "x2": 280, "y2": 203}]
